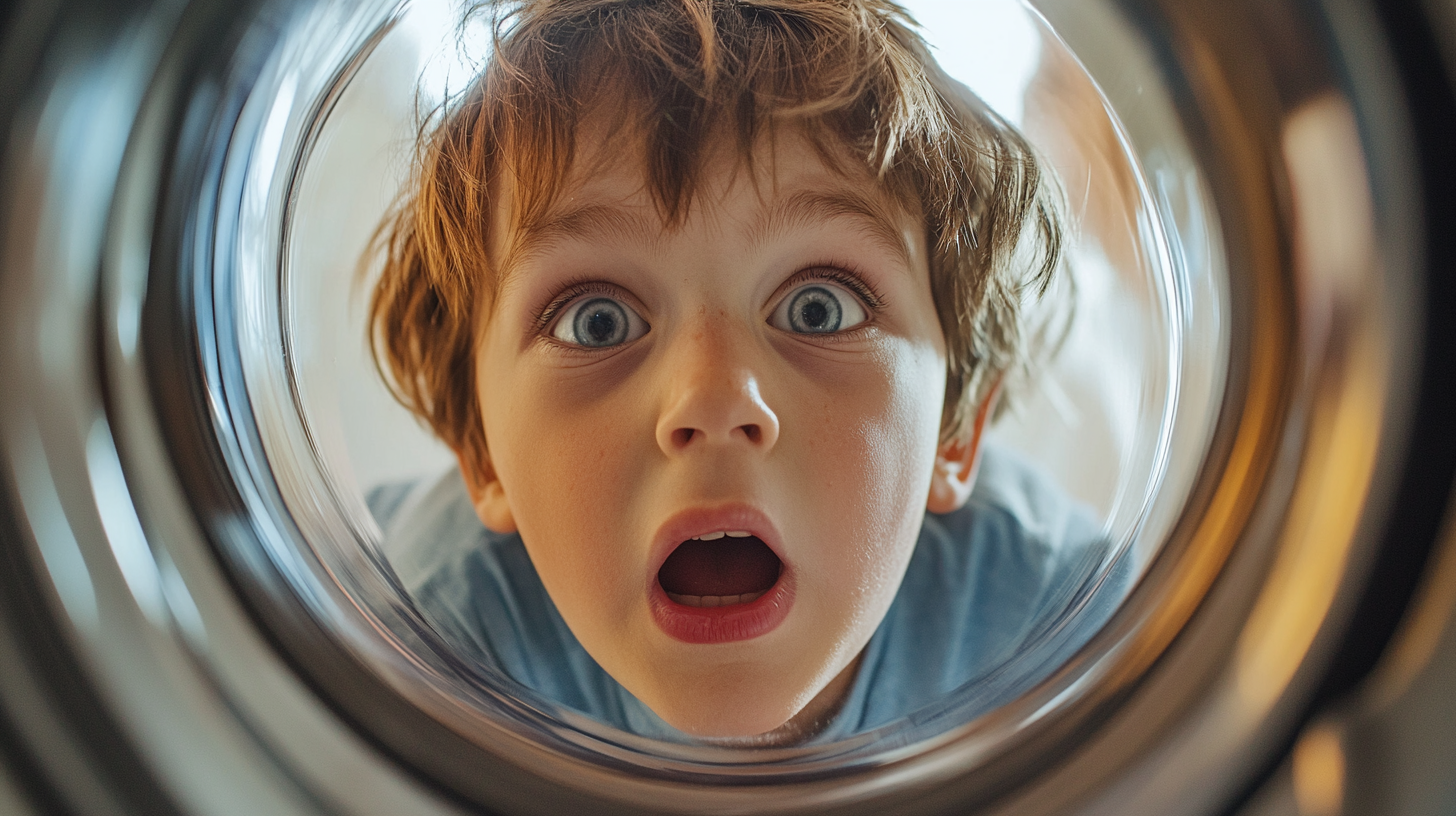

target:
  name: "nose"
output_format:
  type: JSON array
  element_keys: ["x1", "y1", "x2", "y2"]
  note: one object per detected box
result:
[{"x1": 655, "y1": 321, "x2": 780, "y2": 456}]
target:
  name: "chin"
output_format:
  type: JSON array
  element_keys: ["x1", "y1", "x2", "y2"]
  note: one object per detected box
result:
[
  {"x1": 638, "y1": 676, "x2": 805, "y2": 739},
  {"x1": 657, "y1": 704, "x2": 796, "y2": 740}
]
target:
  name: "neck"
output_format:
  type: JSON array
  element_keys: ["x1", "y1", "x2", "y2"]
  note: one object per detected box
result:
[{"x1": 701, "y1": 652, "x2": 865, "y2": 748}]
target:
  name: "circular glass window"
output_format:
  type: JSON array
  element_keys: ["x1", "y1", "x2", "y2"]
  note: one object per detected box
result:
[
  {"x1": 224, "y1": 0, "x2": 1226, "y2": 803},
  {"x1": 4, "y1": 0, "x2": 1440, "y2": 809}
]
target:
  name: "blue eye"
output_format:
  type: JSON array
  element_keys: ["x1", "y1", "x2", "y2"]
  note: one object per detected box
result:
[
  {"x1": 551, "y1": 296, "x2": 647, "y2": 348},
  {"x1": 771, "y1": 283, "x2": 868, "y2": 334}
]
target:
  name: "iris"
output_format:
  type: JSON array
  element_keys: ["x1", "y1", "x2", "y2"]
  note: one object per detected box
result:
[
  {"x1": 573, "y1": 298, "x2": 629, "y2": 347},
  {"x1": 787, "y1": 286, "x2": 843, "y2": 333}
]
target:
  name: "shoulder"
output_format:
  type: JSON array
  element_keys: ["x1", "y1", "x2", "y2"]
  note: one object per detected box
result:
[
  {"x1": 367, "y1": 469, "x2": 644, "y2": 722},
  {"x1": 956, "y1": 441, "x2": 1104, "y2": 554},
  {"x1": 848, "y1": 443, "x2": 1111, "y2": 730},
  {"x1": 367, "y1": 470, "x2": 549, "y2": 642},
  {"x1": 368, "y1": 470, "x2": 543, "y2": 665},
  {"x1": 368, "y1": 468, "x2": 497, "y2": 593},
  {"x1": 914, "y1": 442, "x2": 1107, "y2": 596}
]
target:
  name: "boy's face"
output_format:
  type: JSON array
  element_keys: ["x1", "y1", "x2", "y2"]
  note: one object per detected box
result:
[{"x1": 464, "y1": 127, "x2": 975, "y2": 738}]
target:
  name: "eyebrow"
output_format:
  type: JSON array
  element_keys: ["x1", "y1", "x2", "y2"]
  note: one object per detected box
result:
[
  {"x1": 507, "y1": 203, "x2": 663, "y2": 270},
  {"x1": 749, "y1": 189, "x2": 916, "y2": 269},
  {"x1": 505, "y1": 187, "x2": 915, "y2": 271}
]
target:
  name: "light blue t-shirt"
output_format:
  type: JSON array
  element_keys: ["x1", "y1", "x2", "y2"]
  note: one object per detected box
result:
[{"x1": 371, "y1": 444, "x2": 1126, "y2": 744}]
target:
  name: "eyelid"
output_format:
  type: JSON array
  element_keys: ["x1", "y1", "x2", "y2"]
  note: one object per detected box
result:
[
  {"x1": 535, "y1": 280, "x2": 635, "y2": 334},
  {"x1": 772, "y1": 264, "x2": 886, "y2": 313}
]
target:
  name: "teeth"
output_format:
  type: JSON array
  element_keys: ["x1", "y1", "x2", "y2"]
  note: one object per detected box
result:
[
  {"x1": 689, "y1": 530, "x2": 754, "y2": 541},
  {"x1": 665, "y1": 589, "x2": 768, "y2": 608}
]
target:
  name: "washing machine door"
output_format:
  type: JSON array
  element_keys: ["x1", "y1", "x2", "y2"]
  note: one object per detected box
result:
[{"x1": 0, "y1": 0, "x2": 1453, "y2": 814}]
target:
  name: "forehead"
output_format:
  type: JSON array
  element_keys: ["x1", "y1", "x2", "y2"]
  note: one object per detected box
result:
[{"x1": 497, "y1": 124, "x2": 922, "y2": 270}]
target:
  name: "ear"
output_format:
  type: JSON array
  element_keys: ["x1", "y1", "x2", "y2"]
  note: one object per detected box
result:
[
  {"x1": 456, "y1": 448, "x2": 517, "y2": 534},
  {"x1": 927, "y1": 382, "x2": 1000, "y2": 514}
]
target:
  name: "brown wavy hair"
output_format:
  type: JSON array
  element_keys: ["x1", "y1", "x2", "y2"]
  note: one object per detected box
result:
[{"x1": 367, "y1": 0, "x2": 1066, "y2": 478}]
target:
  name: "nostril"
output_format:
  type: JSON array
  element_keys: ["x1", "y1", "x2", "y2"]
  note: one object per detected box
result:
[
  {"x1": 672, "y1": 427, "x2": 696, "y2": 447},
  {"x1": 739, "y1": 424, "x2": 761, "y2": 444}
]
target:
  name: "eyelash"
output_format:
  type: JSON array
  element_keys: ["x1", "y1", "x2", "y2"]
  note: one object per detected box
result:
[
  {"x1": 780, "y1": 263, "x2": 887, "y2": 314},
  {"x1": 531, "y1": 264, "x2": 886, "y2": 340},
  {"x1": 533, "y1": 279, "x2": 626, "y2": 336}
]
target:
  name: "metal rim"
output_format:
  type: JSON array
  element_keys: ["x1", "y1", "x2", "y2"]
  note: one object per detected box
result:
[{"x1": 0, "y1": 0, "x2": 1439, "y2": 814}]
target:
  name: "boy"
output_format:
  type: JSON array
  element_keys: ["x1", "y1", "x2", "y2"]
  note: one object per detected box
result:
[{"x1": 368, "y1": 0, "x2": 1112, "y2": 745}]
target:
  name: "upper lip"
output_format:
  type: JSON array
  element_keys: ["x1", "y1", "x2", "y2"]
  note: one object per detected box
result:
[{"x1": 648, "y1": 504, "x2": 788, "y2": 581}]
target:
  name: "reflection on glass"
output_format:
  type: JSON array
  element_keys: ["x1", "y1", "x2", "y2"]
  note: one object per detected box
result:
[{"x1": 285, "y1": 0, "x2": 1177, "y2": 747}]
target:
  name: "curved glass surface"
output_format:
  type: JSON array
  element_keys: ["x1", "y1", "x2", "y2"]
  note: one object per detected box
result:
[
  {"x1": 226, "y1": 0, "x2": 1225, "y2": 792},
  {"x1": 0, "y1": 0, "x2": 1430, "y2": 811}
]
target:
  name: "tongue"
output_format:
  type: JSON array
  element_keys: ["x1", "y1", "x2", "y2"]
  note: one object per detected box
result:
[{"x1": 658, "y1": 537, "x2": 781, "y2": 597}]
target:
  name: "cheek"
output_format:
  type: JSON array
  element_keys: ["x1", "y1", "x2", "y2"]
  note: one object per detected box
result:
[
  {"x1": 477, "y1": 353, "x2": 648, "y2": 604},
  {"x1": 785, "y1": 337, "x2": 946, "y2": 600}
]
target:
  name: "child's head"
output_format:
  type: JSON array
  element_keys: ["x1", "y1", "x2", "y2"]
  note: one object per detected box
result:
[{"x1": 370, "y1": 0, "x2": 1064, "y2": 740}]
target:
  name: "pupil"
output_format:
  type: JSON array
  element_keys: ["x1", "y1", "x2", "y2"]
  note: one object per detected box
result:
[
  {"x1": 586, "y1": 309, "x2": 617, "y2": 342},
  {"x1": 801, "y1": 300, "x2": 829, "y2": 328}
]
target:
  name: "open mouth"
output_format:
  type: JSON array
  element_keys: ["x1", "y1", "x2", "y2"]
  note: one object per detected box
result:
[{"x1": 657, "y1": 532, "x2": 783, "y2": 608}]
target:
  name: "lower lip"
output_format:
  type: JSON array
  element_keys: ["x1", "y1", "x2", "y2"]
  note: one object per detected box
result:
[{"x1": 648, "y1": 572, "x2": 795, "y2": 644}]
